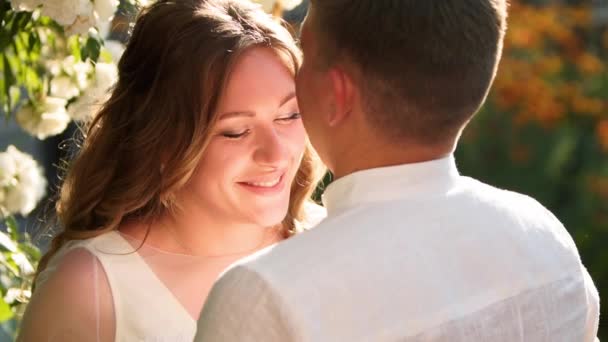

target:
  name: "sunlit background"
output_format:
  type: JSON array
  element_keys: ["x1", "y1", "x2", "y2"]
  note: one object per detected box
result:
[{"x1": 0, "y1": 0, "x2": 606, "y2": 340}]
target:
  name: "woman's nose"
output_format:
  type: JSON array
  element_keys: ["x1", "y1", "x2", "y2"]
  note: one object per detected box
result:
[{"x1": 253, "y1": 126, "x2": 289, "y2": 168}]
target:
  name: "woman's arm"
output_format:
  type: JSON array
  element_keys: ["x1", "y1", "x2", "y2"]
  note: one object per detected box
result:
[{"x1": 17, "y1": 248, "x2": 115, "y2": 342}]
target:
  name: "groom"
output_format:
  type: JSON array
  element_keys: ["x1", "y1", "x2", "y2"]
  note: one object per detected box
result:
[{"x1": 195, "y1": 0, "x2": 600, "y2": 340}]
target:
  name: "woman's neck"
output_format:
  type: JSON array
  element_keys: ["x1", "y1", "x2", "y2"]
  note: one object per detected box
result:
[{"x1": 119, "y1": 211, "x2": 283, "y2": 258}]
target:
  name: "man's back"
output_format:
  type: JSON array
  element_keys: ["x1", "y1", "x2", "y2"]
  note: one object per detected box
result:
[{"x1": 196, "y1": 157, "x2": 599, "y2": 341}]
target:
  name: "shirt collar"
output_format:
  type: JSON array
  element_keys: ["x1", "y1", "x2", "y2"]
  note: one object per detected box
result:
[{"x1": 321, "y1": 155, "x2": 460, "y2": 216}]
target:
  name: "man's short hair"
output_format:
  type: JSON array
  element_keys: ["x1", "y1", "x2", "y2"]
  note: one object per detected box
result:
[{"x1": 309, "y1": 0, "x2": 508, "y2": 145}]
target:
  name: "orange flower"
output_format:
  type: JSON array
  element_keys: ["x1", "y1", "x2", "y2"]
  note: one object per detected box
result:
[
  {"x1": 597, "y1": 120, "x2": 608, "y2": 152},
  {"x1": 507, "y1": 26, "x2": 540, "y2": 49},
  {"x1": 573, "y1": 98, "x2": 597, "y2": 116},
  {"x1": 530, "y1": 97, "x2": 565, "y2": 126},
  {"x1": 537, "y1": 55, "x2": 563, "y2": 75},
  {"x1": 549, "y1": 25, "x2": 581, "y2": 53},
  {"x1": 565, "y1": 7, "x2": 592, "y2": 27},
  {"x1": 588, "y1": 175, "x2": 608, "y2": 197},
  {"x1": 510, "y1": 144, "x2": 532, "y2": 164},
  {"x1": 577, "y1": 53, "x2": 604, "y2": 75}
]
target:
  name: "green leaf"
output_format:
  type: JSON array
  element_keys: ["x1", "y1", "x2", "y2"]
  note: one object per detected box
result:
[
  {"x1": 27, "y1": 32, "x2": 36, "y2": 53},
  {"x1": 17, "y1": 11, "x2": 32, "y2": 30},
  {"x1": 0, "y1": 297, "x2": 13, "y2": 323},
  {"x1": 9, "y1": 86, "x2": 21, "y2": 111},
  {"x1": 18, "y1": 243, "x2": 41, "y2": 262},
  {"x1": 68, "y1": 36, "x2": 81, "y2": 61},
  {"x1": 0, "y1": 1, "x2": 10, "y2": 26},
  {"x1": 83, "y1": 36, "x2": 101, "y2": 62},
  {"x1": 99, "y1": 48, "x2": 113, "y2": 63},
  {"x1": 5, "y1": 217, "x2": 18, "y2": 242},
  {"x1": 0, "y1": 28, "x2": 10, "y2": 52},
  {"x1": 24, "y1": 66, "x2": 41, "y2": 95},
  {"x1": 0, "y1": 56, "x2": 6, "y2": 116},
  {"x1": 2, "y1": 54, "x2": 15, "y2": 112},
  {"x1": 80, "y1": 45, "x2": 89, "y2": 62},
  {"x1": 0, "y1": 232, "x2": 17, "y2": 253},
  {"x1": 9, "y1": 12, "x2": 24, "y2": 38},
  {"x1": 0, "y1": 254, "x2": 20, "y2": 278}
]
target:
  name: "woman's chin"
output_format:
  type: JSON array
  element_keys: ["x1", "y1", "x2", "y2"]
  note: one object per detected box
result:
[{"x1": 247, "y1": 207, "x2": 289, "y2": 228}]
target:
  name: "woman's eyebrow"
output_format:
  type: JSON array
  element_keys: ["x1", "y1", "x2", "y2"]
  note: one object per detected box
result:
[{"x1": 218, "y1": 92, "x2": 297, "y2": 120}]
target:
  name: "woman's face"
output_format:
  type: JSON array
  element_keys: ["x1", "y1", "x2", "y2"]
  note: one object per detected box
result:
[{"x1": 184, "y1": 47, "x2": 306, "y2": 228}]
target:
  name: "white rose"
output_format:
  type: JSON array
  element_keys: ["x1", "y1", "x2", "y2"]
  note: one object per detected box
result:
[
  {"x1": 74, "y1": 62, "x2": 93, "y2": 90},
  {"x1": 11, "y1": 252, "x2": 35, "y2": 276},
  {"x1": 40, "y1": 0, "x2": 83, "y2": 26},
  {"x1": 4, "y1": 186, "x2": 37, "y2": 216},
  {"x1": 66, "y1": 1, "x2": 96, "y2": 36},
  {"x1": 66, "y1": 17, "x2": 95, "y2": 36},
  {"x1": 46, "y1": 59, "x2": 62, "y2": 76},
  {"x1": 68, "y1": 91, "x2": 99, "y2": 121},
  {"x1": 62, "y1": 56, "x2": 93, "y2": 90},
  {"x1": 16, "y1": 162, "x2": 46, "y2": 194},
  {"x1": 281, "y1": 0, "x2": 302, "y2": 11},
  {"x1": 8, "y1": 146, "x2": 37, "y2": 173},
  {"x1": 16, "y1": 97, "x2": 71, "y2": 139},
  {"x1": 8, "y1": 145, "x2": 47, "y2": 205},
  {"x1": 10, "y1": 0, "x2": 42, "y2": 11},
  {"x1": 15, "y1": 106, "x2": 38, "y2": 136},
  {"x1": 0, "y1": 146, "x2": 46, "y2": 216},
  {"x1": 37, "y1": 98, "x2": 72, "y2": 139},
  {"x1": 0, "y1": 231, "x2": 18, "y2": 253},
  {"x1": 97, "y1": 20, "x2": 111, "y2": 39},
  {"x1": 68, "y1": 62, "x2": 116, "y2": 121},
  {"x1": 50, "y1": 76, "x2": 80, "y2": 99},
  {"x1": 104, "y1": 40, "x2": 125, "y2": 63},
  {"x1": 94, "y1": 0, "x2": 119, "y2": 23},
  {"x1": 93, "y1": 62, "x2": 118, "y2": 95},
  {"x1": 4, "y1": 287, "x2": 32, "y2": 304},
  {"x1": 0, "y1": 153, "x2": 17, "y2": 187},
  {"x1": 253, "y1": 0, "x2": 275, "y2": 13}
]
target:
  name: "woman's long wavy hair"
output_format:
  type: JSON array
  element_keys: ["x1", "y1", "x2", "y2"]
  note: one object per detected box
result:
[{"x1": 34, "y1": 0, "x2": 324, "y2": 287}]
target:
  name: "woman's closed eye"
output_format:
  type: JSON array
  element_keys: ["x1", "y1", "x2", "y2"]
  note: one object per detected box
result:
[
  {"x1": 221, "y1": 129, "x2": 250, "y2": 139},
  {"x1": 219, "y1": 113, "x2": 300, "y2": 139},
  {"x1": 275, "y1": 112, "x2": 301, "y2": 123}
]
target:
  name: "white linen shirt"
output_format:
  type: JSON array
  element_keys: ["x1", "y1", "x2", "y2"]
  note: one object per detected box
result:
[{"x1": 195, "y1": 155, "x2": 600, "y2": 341}]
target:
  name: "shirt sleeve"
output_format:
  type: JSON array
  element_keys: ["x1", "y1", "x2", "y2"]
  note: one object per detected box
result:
[
  {"x1": 582, "y1": 266, "x2": 600, "y2": 342},
  {"x1": 194, "y1": 264, "x2": 298, "y2": 342},
  {"x1": 17, "y1": 248, "x2": 115, "y2": 342}
]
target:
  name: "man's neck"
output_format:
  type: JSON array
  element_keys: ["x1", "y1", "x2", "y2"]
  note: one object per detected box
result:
[{"x1": 329, "y1": 139, "x2": 455, "y2": 180}]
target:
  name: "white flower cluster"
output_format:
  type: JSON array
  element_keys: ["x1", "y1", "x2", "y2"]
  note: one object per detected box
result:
[
  {"x1": 253, "y1": 0, "x2": 303, "y2": 13},
  {"x1": 0, "y1": 146, "x2": 47, "y2": 216},
  {"x1": 9, "y1": 0, "x2": 119, "y2": 35},
  {"x1": 68, "y1": 61, "x2": 118, "y2": 121},
  {"x1": 16, "y1": 55, "x2": 119, "y2": 138},
  {"x1": 281, "y1": 0, "x2": 303, "y2": 10},
  {"x1": 16, "y1": 97, "x2": 71, "y2": 140}
]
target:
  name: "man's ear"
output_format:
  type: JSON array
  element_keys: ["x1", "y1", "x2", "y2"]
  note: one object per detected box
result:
[{"x1": 327, "y1": 67, "x2": 355, "y2": 127}]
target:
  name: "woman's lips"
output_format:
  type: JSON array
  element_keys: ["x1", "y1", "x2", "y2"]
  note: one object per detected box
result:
[{"x1": 238, "y1": 173, "x2": 286, "y2": 195}]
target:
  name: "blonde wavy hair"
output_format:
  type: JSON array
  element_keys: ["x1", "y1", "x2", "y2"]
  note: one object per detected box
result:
[{"x1": 34, "y1": 0, "x2": 324, "y2": 287}]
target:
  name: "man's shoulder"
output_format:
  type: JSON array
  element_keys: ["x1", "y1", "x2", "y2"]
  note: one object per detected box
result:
[
  {"x1": 458, "y1": 176, "x2": 558, "y2": 220},
  {"x1": 223, "y1": 176, "x2": 574, "y2": 285},
  {"x1": 457, "y1": 176, "x2": 579, "y2": 257},
  {"x1": 220, "y1": 214, "x2": 353, "y2": 287}
]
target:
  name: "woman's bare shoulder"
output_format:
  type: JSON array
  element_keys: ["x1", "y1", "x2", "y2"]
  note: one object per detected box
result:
[{"x1": 18, "y1": 248, "x2": 115, "y2": 342}]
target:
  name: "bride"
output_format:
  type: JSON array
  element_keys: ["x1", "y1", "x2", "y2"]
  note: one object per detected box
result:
[{"x1": 18, "y1": 0, "x2": 325, "y2": 340}]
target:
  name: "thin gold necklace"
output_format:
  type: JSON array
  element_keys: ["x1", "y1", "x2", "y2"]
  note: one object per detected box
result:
[{"x1": 160, "y1": 222, "x2": 282, "y2": 258}]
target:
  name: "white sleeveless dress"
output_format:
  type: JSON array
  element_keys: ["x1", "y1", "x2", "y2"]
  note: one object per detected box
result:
[
  {"x1": 31, "y1": 202, "x2": 327, "y2": 341},
  {"x1": 37, "y1": 231, "x2": 196, "y2": 341}
]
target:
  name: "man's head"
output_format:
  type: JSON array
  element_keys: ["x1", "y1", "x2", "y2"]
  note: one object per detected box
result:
[{"x1": 296, "y1": 0, "x2": 508, "y2": 172}]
